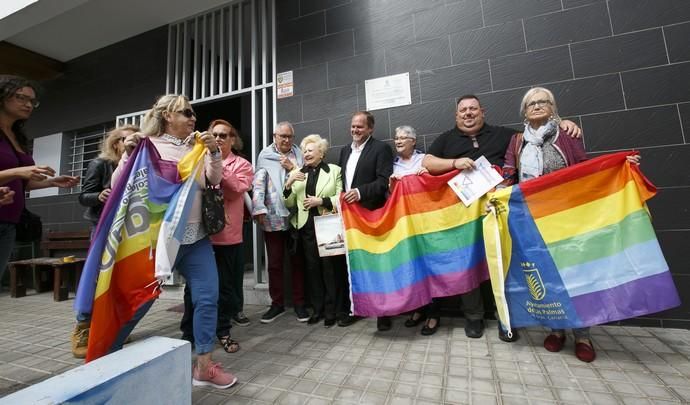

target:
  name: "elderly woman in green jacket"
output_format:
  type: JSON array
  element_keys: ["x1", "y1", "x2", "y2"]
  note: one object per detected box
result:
[{"x1": 283, "y1": 134, "x2": 345, "y2": 327}]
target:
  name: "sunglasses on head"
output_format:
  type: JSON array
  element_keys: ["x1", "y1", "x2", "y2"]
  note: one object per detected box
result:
[{"x1": 175, "y1": 108, "x2": 196, "y2": 118}]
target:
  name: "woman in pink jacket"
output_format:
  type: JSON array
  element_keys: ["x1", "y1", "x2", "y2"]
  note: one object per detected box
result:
[{"x1": 180, "y1": 119, "x2": 254, "y2": 354}]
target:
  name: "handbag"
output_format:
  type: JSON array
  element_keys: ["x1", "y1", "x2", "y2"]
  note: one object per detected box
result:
[
  {"x1": 201, "y1": 182, "x2": 226, "y2": 235},
  {"x1": 16, "y1": 208, "x2": 42, "y2": 243}
]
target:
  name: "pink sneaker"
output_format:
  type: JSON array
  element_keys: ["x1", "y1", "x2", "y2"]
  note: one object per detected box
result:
[{"x1": 192, "y1": 362, "x2": 238, "y2": 389}]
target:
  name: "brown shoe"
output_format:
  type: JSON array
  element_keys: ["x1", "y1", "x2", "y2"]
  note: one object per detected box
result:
[
  {"x1": 71, "y1": 321, "x2": 89, "y2": 359},
  {"x1": 575, "y1": 339, "x2": 596, "y2": 362},
  {"x1": 543, "y1": 333, "x2": 566, "y2": 352}
]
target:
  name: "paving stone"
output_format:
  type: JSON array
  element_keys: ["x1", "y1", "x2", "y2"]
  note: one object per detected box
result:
[
  {"x1": 471, "y1": 392, "x2": 498, "y2": 404},
  {"x1": 235, "y1": 383, "x2": 262, "y2": 398},
  {"x1": 636, "y1": 383, "x2": 678, "y2": 400},
  {"x1": 312, "y1": 383, "x2": 338, "y2": 399},
  {"x1": 608, "y1": 381, "x2": 641, "y2": 395},
  {"x1": 277, "y1": 392, "x2": 311, "y2": 405},
  {"x1": 254, "y1": 387, "x2": 283, "y2": 402},
  {"x1": 417, "y1": 385, "x2": 443, "y2": 401},
  {"x1": 555, "y1": 387, "x2": 587, "y2": 402},
  {"x1": 388, "y1": 395, "x2": 414, "y2": 405},
  {"x1": 366, "y1": 378, "x2": 392, "y2": 393},
  {"x1": 305, "y1": 397, "x2": 330, "y2": 405},
  {"x1": 2, "y1": 294, "x2": 690, "y2": 404},
  {"x1": 335, "y1": 387, "x2": 362, "y2": 402},
  {"x1": 444, "y1": 388, "x2": 469, "y2": 404},
  {"x1": 586, "y1": 391, "x2": 620, "y2": 404},
  {"x1": 618, "y1": 396, "x2": 653, "y2": 405},
  {"x1": 393, "y1": 382, "x2": 417, "y2": 397},
  {"x1": 470, "y1": 378, "x2": 496, "y2": 394}
]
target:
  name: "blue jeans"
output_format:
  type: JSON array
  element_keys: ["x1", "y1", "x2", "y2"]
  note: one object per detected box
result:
[
  {"x1": 0, "y1": 223, "x2": 16, "y2": 287},
  {"x1": 108, "y1": 237, "x2": 219, "y2": 355},
  {"x1": 180, "y1": 243, "x2": 243, "y2": 340}
]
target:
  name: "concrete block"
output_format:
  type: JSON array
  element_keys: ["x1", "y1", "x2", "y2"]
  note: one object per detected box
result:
[{"x1": 1, "y1": 337, "x2": 191, "y2": 405}]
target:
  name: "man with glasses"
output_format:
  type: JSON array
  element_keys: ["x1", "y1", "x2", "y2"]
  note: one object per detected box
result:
[
  {"x1": 252, "y1": 122, "x2": 310, "y2": 323},
  {"x1": 423, "y1": 94, "x2": 581, "y2": 341}
]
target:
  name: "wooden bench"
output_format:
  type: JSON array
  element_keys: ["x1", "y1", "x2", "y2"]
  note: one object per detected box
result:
[
  {"x1": 8, "y1": 257, "x2": 86, "y2": 301},
  {"x1": 40, "y1": 230, "x2": 91, "y2": 257}
]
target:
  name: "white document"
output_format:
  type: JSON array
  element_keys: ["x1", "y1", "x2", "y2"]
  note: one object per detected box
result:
[
  {"x1": 365, "y1": 72, "x2": 412, "y2": 111},
  {"x1": 276, "y1": 71, "x2": 294, "y2": 99},
  {"x1": 314, "y1": 214, "x2": 346, "y2": 257},
  {"x1": 447, "y1": 156, "x2": 503, "y2": 207}
]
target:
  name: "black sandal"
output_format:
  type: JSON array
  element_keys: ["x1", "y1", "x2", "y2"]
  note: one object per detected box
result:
[{"x1": 219, "y1": 336, "x2": 240, "y2": 353}]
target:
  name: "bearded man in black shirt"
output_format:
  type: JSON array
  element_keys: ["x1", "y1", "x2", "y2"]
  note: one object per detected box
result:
[{"x1": 422, "y1": 94, "x2": 581, "y2": 341}]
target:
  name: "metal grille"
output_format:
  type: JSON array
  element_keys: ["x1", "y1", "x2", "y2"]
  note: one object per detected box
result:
[
  {"x1": 66, "y1": 124, "x2": 109, "y2": 194},
  {"x1": 116, "y1": 110, "x2": 147, "y2": 127},
  {"x1": 166, "y1": 0, "x2": 274, "y2": 102},
  {"x1": 116, "y1": 0, "x2": 277, "y2": 286}
]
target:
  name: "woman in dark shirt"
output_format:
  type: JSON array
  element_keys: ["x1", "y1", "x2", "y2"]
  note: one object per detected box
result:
[
  {"x1": 79, "y1": 125, "x2": 139, "y2": 230},
  {"x1": 0, "y1": 75, "x2": 78, "y2": 283}
]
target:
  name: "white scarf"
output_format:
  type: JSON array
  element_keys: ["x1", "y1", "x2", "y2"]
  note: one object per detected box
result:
[{"x1": 519, "y1": 120, "x2": 557, "y2": 182}]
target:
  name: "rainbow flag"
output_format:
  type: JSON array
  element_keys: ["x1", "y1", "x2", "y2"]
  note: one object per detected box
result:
[
  {"x1": 341, "y1": 172, "x2": 489, "y2": 317},
  {"x1": 483, "y1": 152, "x2": 680, "y2": 334},
  {"x1": 75, "y1": 137, "x2": 205, "y2": 361}
]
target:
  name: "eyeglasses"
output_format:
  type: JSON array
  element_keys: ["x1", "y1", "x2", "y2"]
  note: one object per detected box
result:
[
  {"x1": 275, "y1": 133, "x2": 294, "y2": 140},
  {"x1": 13, "y1": 93, "x2": 40, "y2": 108},
  {"x1": 213, "y1": 132, "x2": 234, "y2": 139},
  {"x1": 526, "y1": 99, "x2": 552, "y2": 109},
  {"x1": 175, "y1": 108, "x2": 196, "y2": 118},
  {"x1": 393, "y1": 137, "x2": 413, "y2": 141}
]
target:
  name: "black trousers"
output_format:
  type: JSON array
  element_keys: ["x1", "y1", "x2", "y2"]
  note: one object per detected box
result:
[
  {"x1": 299, "y1": 217, "x2": 350, "y2": 320},
  {"x1": 416, "y1": 288, "x2": 484, "y2": 320}
]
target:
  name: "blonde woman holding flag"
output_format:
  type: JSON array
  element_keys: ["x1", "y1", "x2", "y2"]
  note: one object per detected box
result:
[{"x1": 106, "y1": 94, "x2": 236, "y2": 388}]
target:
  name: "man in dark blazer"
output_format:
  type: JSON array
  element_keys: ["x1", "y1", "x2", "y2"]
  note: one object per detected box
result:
[{"x1": 338, "y1": 111, "x2": 394, "y2": 329}]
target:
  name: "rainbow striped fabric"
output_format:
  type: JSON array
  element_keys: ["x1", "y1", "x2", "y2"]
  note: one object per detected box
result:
[
  {"x1": 341, "y1": 171, "x2": 489, "y2": 317},
  {"x1": 75, "y1": 137, "x2": 205, "y2": 361},
  {"x1": 483, "y1": 152, "x2": 679, "y2": 332}
]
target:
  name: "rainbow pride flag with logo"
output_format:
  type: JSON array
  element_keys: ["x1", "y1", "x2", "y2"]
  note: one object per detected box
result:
[
  {"x1": 75, "y1": 136, "x2": 205, "y2": 361},
  {"x1": 341, "y1": 172, "x2": 489, "y2": 317},
  {"x1": 483, "y1": 152, "x2": 680, "y2": 334}
]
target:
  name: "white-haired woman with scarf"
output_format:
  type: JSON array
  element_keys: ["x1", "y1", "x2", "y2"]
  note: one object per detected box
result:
[{"x1": 501, "y1": 87, "x2": 639, "y2": 363}]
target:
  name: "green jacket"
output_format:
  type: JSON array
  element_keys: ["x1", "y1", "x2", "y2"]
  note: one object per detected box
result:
[{"x1": 284, "y1": 163, "x2": 343, "y2": 229}]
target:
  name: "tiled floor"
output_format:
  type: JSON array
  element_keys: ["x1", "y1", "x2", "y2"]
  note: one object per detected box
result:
[{"x1": 1, "y1": 288, "x2": 689, "y2": 404}]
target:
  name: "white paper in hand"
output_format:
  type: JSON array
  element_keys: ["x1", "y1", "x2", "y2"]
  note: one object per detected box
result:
[{"x1": 447, "y1": 156, "x2": 503, "y2": 206}]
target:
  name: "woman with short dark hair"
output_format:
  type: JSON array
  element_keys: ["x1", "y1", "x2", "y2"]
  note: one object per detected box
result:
[{"x1": 0, "y1": 75, "x2": 78, "y2": 283}]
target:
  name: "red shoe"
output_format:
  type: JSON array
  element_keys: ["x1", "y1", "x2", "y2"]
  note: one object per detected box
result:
[
  {"x1": 575, "y1": 341, "x2": 596, "y2": 362},
  {"x1": 543, "y1": 334, "x2": 566, "y2": 352},
  {"x1": 193, "y1": 362, "x2": 238, "y2": 389}
]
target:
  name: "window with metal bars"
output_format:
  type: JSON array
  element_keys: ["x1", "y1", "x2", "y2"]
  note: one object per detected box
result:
[{"x1": 65, "y1": 123, "x2": 110, "y2": 194}]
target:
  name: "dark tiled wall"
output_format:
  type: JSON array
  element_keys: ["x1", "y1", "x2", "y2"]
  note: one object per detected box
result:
[
  {"x1": 276, "y1": 0, "x2": 690, "y2": 327},
  {"x1": 27, "y1": 26, "x2": 168, "y2": 137},
  {"x1": 23, "y1": 26, "x2": 169, "y2": 233}
]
